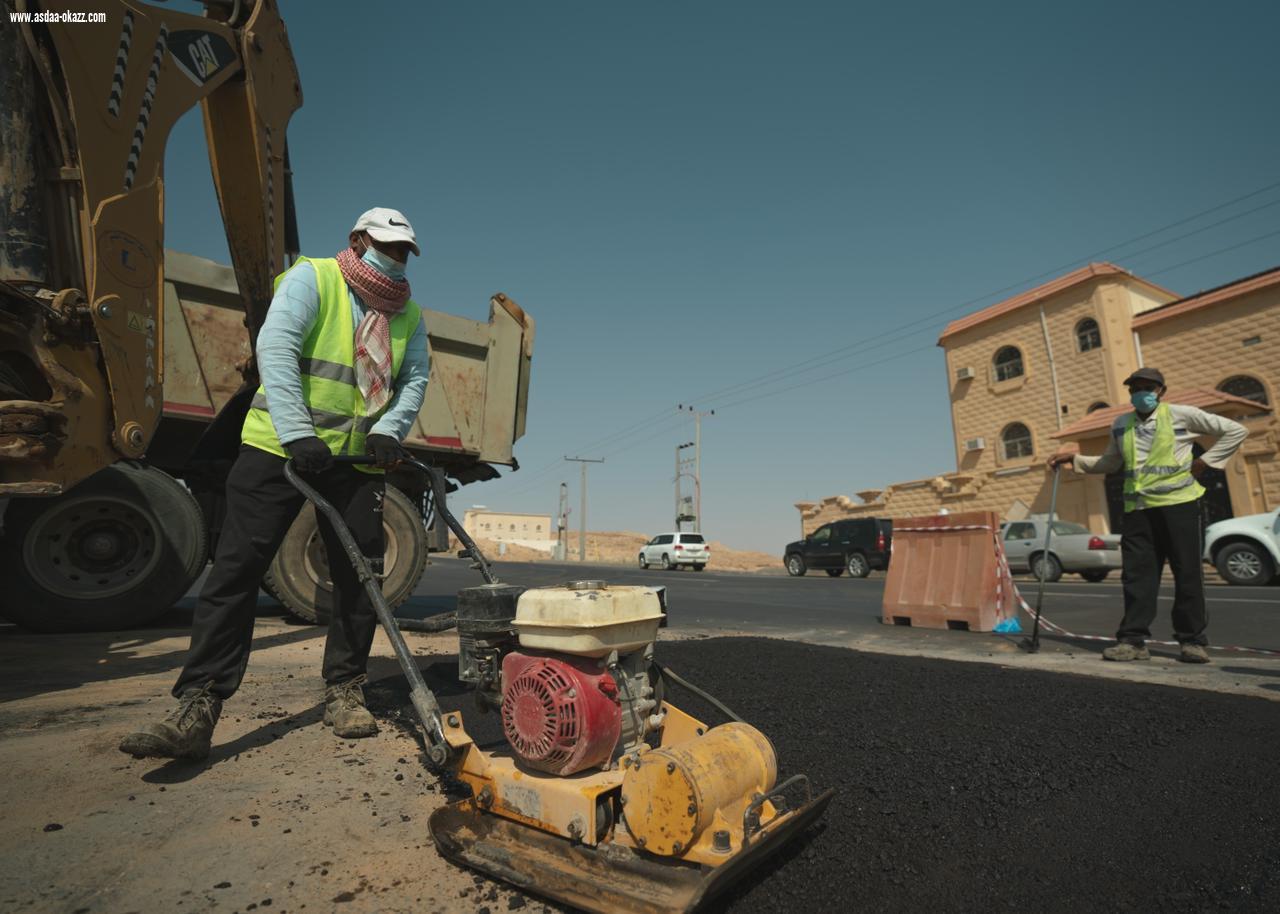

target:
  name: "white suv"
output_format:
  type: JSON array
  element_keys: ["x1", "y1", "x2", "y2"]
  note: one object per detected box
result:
[
  {"x1": 1203, "y1": 508, "x2": 1280, "y2": 585},
  {"x1": 639, "y1": 532, "x2": 710, "y2": 571}
]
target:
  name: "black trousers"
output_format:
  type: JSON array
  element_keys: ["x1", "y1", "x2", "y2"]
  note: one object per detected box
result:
[
  {"x1": 174, "y1": 445, "x2": 384, "y2": 699},
  {"x1": 1118, "y1": 498, "x2": 1208, "y2": 646}
]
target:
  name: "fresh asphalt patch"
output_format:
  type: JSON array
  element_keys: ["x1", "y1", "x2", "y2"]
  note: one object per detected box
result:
[{"x1": 372, "y1": 637, "x2": 1280, "y2": 914}]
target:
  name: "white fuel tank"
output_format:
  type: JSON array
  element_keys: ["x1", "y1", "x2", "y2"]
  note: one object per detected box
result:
[{"x1": 513, "y1": 582, "x2": 665, "y2": 657}]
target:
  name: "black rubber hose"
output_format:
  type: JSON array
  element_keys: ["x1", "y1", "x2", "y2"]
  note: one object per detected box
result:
[
  {"x1": 284, "y1": 458, "x2": 452, "y2": 768},
  {"x1": 395, "y1": 612, "x2": 457, "y2": 633},
  {"x1": 652, "y1": 661, "x2": 746, "y2": 725},
  {"x1": 333, "y1": 454, "x2": 499, "y2": 586}
]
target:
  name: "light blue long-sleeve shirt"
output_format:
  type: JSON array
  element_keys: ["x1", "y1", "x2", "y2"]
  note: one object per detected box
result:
[{"x1": 256, "y1": 260, "x2": 430, "y2": 445}]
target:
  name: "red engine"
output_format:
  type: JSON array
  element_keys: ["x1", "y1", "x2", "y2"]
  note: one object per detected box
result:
[{"x1": 500, "y1": 651, "x2": 621, "y2": 776}]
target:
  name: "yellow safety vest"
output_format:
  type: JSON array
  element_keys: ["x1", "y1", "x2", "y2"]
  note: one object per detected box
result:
[
  {"x1": 1121, "y1": 402, "x2": 1205, "y2": 512},
  {"x1": 241, "y1": 256, "x2": 422, "y2": 473}
]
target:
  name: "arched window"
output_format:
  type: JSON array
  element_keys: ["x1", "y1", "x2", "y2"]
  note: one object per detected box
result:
[
  {"x1": 1001, "y1": 422, "x2": 1034, "y2": 460},
  {"x1": 993, "y1": 346, "x2": 1024, "y2": 381},
  {"x1": 1087, "y1": 401, "x2": 1110, "y2": 413},
  {"x1": 1076, "y1": 318, "x2": 1102, "y2": 352},
  {"x1": 1218, "y1": 375, "x2": 1269, "y2": 405}
]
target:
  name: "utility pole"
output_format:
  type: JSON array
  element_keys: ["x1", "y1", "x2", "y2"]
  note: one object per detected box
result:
[
  {"x1": 555, "y1": 483, "x2": 569, "y2": 561},
  {"x1": 564, "y1": 456, "x2": 603, "y2": 561},
  {"x1": 678, "y1": 405, "x2": 713, "y2": 532}
]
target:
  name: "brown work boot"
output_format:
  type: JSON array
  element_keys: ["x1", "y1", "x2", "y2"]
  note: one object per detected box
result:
[
  {"x1": 119, "y1": 683, "x2": 222, "y2": 760},
  {"x1": 323, "y1": 675, "x2": 379, "y2": 738},
  {"x1": 1102, "y1": 642, "x2": 1150, "y2": 662},
  {"x1": 1179, "y1": 643, "x2": 1211, "y2": 664}
]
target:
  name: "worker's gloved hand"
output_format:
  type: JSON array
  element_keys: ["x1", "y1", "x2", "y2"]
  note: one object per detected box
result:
[
  {"x1": 366, "y1": 433, "x2": 405, "y2": 469},
  {"x1": 285, "y1": 436, "x2": 333, "y2": 473}
]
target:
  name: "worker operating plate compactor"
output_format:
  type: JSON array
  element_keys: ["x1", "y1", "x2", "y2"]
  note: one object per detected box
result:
[{"x1": 287, "y1": 456, "x2": 834, "y2": 914}]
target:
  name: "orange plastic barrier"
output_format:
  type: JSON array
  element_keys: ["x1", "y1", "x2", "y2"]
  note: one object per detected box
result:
[{"x1": 881, "y1": 511, "x2": 1011, "y2": 632}]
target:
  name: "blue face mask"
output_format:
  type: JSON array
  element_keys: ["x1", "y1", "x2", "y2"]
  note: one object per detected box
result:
[
  {"x1": 1130, "y1": 390, "x2": 1159, "y2": 413},
  {"x1": 361, "y1": 245, "x2": 406, "y2": 280}
]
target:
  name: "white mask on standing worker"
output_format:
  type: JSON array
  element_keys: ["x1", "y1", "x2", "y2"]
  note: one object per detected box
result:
[{"x1": 361, "y1": 244, "x2": 406, "y2": 280}]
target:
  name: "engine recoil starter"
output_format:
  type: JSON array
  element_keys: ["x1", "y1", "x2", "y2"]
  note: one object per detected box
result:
[{"x1": 501, "y1": 652, "x2": 622, "y2": 775}]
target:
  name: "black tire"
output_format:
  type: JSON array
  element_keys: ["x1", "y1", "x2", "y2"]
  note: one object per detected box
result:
[
  {"x1": 825, "y1": 568, "x2": 844, "y2": 577},
  {"x1": 786, "y1": 554, "x2": 806, "y2": 577},
  {"x1": 638, "y1": 553, "x2": 649, "y2": 569},
  {"x1": 263, "y1": 485, "x2": 427, "y2": 624},
  {"x1": 1030, "y1": 552, "x2": 1063, "y2": 584},
  {"x1": 1080, "y1": 570, "x2": 1109, "y2": 583},
  {"x1": 1214, "y1": 541, "x2": 1275, "y2": 586},
  {"x1": 692, "y1": 564, "x2": 705, "y2": 571},
  {"x1": 661, "y1": 553, "x2": 673, "y2": 570},
  {"x1": 846, "y1": 552, "x2": 871, "y2": 578},
  {"x1": 0, "y1": 462, "x2": 208, "y2": 632}
]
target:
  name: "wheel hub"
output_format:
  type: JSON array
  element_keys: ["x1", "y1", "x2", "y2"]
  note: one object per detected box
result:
[
  {"x1": 1227, "y1": 552, "x2": 1260, "y2": 578},
  {"x1": 22, "y1": 498, "x2": 161, "y2": 600},
  {"x1": 301, "y1": 512, "x2": 401, "y2": 591}
]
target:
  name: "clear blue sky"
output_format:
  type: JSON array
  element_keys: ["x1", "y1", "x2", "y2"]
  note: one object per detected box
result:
[{"x1": 162, "y1": 0, "x2": 1280, "y2": 552}]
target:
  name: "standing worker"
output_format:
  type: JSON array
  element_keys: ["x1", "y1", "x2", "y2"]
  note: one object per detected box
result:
[
  {"x1": 1048, "y1": 367, "x2": 1247, "y2": 664},
  {"x1": 120, "y1": 208, "x2": 430, "y2": 759}
]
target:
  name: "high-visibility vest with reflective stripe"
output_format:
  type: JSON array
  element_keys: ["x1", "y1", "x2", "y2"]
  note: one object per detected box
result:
[
  {"x1": 241, "y1": 256, "x2": 422, "y2": 472},
  {"x1": 1121, "y1": 402, "x2": 1204, "y2": 512}
]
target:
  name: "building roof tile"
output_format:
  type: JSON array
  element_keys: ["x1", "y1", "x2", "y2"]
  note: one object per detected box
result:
[
  {"x1": 1132, "y1": 265, "x2": 1280, "y2": 328},
  {"x1": 938, "y1": 262, "x2": 1177, "y2": 344},
  {"x1": 1051, "y1": 389, "x2": 1271, "y2": 440}
]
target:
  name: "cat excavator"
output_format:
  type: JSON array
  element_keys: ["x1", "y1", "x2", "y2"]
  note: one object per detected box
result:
[
  {"x1": 2, "y1": 4, "x2": 832, "y2": 909},
  {"x1": 0, "y1": 0, "x2": 534, "y2": 633}
]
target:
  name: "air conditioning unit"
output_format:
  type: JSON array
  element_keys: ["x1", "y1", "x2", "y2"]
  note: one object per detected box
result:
[
  {"x1": 955, "y1": 366, "x2": 975, "y2": 381},
  {"x1": 964, "y1": 437, "x2": 986, "y2": 452}
]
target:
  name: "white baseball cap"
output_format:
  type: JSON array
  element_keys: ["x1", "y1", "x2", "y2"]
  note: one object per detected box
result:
[{"x1": 352, "y1": 207, "x2": 420, "y2": 256}]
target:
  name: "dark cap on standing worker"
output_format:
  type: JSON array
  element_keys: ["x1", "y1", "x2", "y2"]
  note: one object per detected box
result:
[
  {"x1": 352, "y1": 207, "x2": 420, "y2": 256},
  {"x1": 1123, "y1": 367, "x2": 1165, "y2": 388}
]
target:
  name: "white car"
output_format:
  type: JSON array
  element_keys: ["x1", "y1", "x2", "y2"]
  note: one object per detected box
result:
[
  {"x1": 638, "y1": 532, "x2": 710, "y2": 571},
  {"x1": 1203, "y1": 508, "x2": 1280, "y2": 586}
]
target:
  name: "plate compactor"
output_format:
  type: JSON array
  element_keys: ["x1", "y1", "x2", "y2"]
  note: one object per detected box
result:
[{"x1": 287, "y1": 456, "x2": 834, "y2": 914}]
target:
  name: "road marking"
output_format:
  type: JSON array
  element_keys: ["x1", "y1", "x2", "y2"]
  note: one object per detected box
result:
[{"x1": 1042, "y1": 590, "x2": 1276, "y2": 604}]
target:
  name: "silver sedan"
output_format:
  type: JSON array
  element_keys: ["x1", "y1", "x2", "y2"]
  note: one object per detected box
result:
[{"x1": 1000, "y1": 518, "x2": 1122, "y2": 583}]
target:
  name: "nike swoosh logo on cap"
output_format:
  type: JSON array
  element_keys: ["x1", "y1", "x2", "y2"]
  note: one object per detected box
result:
[{"x1": 388, "y1": 218, "x2": 408, "y2": 227}]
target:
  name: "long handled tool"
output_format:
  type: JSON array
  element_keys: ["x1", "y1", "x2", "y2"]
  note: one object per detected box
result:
[{"x1": 1020, "y1": 465, "x2": 1061, "y2": 653}]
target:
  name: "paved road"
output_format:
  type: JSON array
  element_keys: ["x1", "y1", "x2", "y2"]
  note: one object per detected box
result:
[{"x1": 403, "y1": 556, "x2": 1280, "y2": 653}]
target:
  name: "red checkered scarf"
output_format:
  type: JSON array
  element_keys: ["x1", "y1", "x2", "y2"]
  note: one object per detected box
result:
[{"x1": 335, "y1": 247, "x2": 411, "y2": 414}]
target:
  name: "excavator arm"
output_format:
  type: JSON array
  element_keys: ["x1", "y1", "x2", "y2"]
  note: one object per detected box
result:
[{"x1": 0, "y1": 0, "x2": 300, "y2": 494}]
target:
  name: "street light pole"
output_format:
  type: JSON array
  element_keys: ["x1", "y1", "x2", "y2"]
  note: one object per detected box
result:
[
  {"x1": 678, "y1": 405, "x2": 713, "y2": 532},
  {"x1": 564, "y1": 456, "x2": 604, "y2": 561},
  {"x1": 675, "y1": 440, "x2": 695, "y2": 530}
]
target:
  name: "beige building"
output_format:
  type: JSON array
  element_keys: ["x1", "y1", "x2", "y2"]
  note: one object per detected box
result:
[
  {"x1": 797, "y1": 263, "x2": 1279, "y2": 534},
  {"x1": 462, "y1": 509, "x2": 554, "y2": 546}
]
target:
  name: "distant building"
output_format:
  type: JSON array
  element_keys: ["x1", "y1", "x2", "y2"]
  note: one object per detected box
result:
[
  {"x1": 797, "y1": 263, "x2": 1278, "y2": 533},
  {"x1": 462, "y1": 509, "x2": 555, "y2": 549}
]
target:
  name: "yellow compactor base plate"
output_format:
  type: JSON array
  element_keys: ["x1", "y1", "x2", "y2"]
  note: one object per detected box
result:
[{"x1": 428, "y1": 788, "x2": 835, "y2": 914}]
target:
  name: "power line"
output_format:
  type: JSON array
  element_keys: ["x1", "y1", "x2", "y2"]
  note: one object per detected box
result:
[
  {"x1": 487, "y1": 178, "x2": 1280, "y2": 497},
  {"x1": 686, "y1": 178, "x2": 1280, "y2": 407},
  {"x1": 1114, "y1": 197, "x2": 1280, "y2": 265},
  {"x1": 1147, "y1": 227, "x2": 1280, "y2": 277}
]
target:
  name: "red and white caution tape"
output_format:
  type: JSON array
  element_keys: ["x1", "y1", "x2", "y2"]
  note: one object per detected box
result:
[{"x1": 995, "y1": 537, "x2": 1280, "y2": 657}]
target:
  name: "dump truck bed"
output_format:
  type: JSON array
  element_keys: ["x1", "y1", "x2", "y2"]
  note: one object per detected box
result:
[{"x1": 160, "y1": 250, "x2": 533, "y2": 469}]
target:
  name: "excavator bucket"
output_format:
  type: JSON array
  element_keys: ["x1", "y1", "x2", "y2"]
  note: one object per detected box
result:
[{"x1": 429, "y1": 787, "x2": 835, "y2": 914}]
